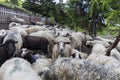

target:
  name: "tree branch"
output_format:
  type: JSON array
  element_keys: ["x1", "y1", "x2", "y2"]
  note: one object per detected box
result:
[{"x1": 106, "y1": 35, "x2": 120, "y2": 56}]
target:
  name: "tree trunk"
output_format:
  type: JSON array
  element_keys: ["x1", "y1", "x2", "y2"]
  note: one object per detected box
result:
[{"x1": 92, "y1": 18, "x2": 96, "y2": 37}]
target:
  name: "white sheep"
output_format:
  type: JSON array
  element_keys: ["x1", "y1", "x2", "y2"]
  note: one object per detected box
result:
[
  {"x1": 67, "y1": 32, "x2": 92, "y2": 51},
  {"x1": 9, "y1": 22, "x2": 21, "y2": 29},
  {"x1": 3, "y1": 29, "x2": 23, "y2": 56},
  {"x1": 10, "y1": 27, "x2": 28, "y2": 37},
  {"x1": 110, "y1": 48, "x2": 120, "y2": 61},
  {"x1": 86, "y1": 40, "x2": 110, "y2": 55},
  {"x1": 116, "y1": 42, "x2": 120, "y2": 52},
  {"x1": 25, "y1": 25, "x2": 47, "y2": 34},
  {"x1": 0, "y1": 58, "x2": 42, "y2": 80},
  {"x1": 32, "y1": 58, "x2": 52, "y2": 80},
  {"x1": 30, "y1": 30, "x2": 54, "y2": 42},
  {"x1": 71, "y1": 49, "x2": 88, "y2": 59},
  {"x1": 86, "y1": 40, "x2": 120, "y2": 75},
  {"x1": 86, "y1": 40, "x2": 111, "y2": 63},
  {"x1": 44, "y1": 57, "x2": 119, "y2": 80},
  {"x1": 52, "y1": 37, "x2": 72, "y2": 60}
]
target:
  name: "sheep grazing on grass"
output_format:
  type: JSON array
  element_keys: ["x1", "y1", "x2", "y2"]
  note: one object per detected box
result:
[
  {"x1": 0, "y1": 58, "x2": 42, "y2": 80},
  {"x1": 44, "y1": 57, "x2": 119, "y2": 80},
  {"x1": 52, "y1": 37, "x2": 72, "y2": 60}
]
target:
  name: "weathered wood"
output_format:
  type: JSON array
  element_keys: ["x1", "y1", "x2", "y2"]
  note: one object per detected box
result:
[{"x1": 0, "y1": 4, "x2": 42, "y2": 29}]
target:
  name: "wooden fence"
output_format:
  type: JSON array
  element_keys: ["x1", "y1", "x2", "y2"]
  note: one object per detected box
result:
[{"x1": 0, "y1": 4, "x2": 42, "y2": 29}]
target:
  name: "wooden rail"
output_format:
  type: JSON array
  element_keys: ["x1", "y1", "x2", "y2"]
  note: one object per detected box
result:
[{"x1": 0, "y1": 4, "x2": 42, "y2": 29}]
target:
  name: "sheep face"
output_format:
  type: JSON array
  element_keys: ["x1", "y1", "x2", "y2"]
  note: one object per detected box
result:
[
  {"x1": 55, "y1": 41, "x2": 70, "y2": 57},
  {"x1": 58, "y1": 42, "x2": 65, "y2": 53},
  {"x1": 2, "y1": 40, "x2": 17, "y2": 57},
  {"x1": 71, "y1": 52, "x2": 81, "y2": 59},
  {"x1": 20, "y1": 48, "x2": 28, "y2": 57}
]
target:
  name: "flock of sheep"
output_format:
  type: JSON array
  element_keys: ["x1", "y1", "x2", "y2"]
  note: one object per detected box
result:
[{"x1": 0, "y1": 21, "x2": 120, "y2": 80}]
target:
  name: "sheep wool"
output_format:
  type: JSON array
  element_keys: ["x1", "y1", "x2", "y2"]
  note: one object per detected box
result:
[
  {"x1": 0, "y1": 58, "x2": 42, "y2": 80},
  {"x1": 44, "y1": 57, "x2": 119, "y2": 80}
]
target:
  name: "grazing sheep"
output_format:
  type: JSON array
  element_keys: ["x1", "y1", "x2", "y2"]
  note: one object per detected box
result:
[
  {"x1": 3, "y1": 29, "x2": 23, "y2": 56},
  {"x1": 0, "y1": 58, "x2": 42, "y2": 80},
  {"x1": 52, "y1": 37, "x2": 72, "y2": 60},
  {"x1": 44, "y1": 57, "x2": 119, "y2": 80},
  {"x1": 32, "y1": 58, "x2": 52, "y2": 80},
  {"x1": 71, "y1": 49, "x2": 88, "y2": 59}
]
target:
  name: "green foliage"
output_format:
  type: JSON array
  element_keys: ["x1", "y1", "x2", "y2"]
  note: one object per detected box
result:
[
  {"x1": 23, "y1": 0, "x2": 56, "y2": 17},
  {"x1": 10, "y1": 0, "x2": 19, "y2": 6},
  {"x1": 0, "y1": 1, "x2": 33, "y2": 15},
  {"x1": 107, "y1": 10, "x2": 120, "y2": 24},
  {"x1": 0, "y1": 0, "x2": 119, "y2": 36}
]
